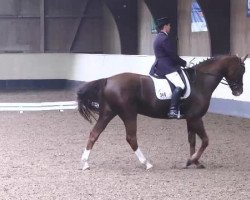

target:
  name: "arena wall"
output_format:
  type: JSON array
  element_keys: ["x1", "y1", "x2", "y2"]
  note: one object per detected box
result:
[
  {"x1": 231, "y1": 0, "x2": 250, "y2": 56},
  {"x1": 0, "y1": 53, "x2": 249, "y2": 118}
]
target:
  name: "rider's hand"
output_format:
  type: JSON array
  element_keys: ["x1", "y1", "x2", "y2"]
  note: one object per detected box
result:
[{"x1": 187, "y1": 58, "x2": 195, "y2": 68}]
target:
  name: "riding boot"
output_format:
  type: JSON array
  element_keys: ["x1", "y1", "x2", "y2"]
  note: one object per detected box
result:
[{"x1": 167, "y1": 87, "x2": 183, "y2": 119}]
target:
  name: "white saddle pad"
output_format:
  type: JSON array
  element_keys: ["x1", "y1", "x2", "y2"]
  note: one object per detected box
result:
[{"x1": 150, "y1": 71, "x2": 191, "y2": 100}]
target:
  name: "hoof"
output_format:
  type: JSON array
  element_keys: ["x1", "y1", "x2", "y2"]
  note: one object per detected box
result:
[
  {"x1": 186, "y1": 159, "x2": 205, "y2": 169},
  {"x1": 186, "y1": 159, "x2": 192, "y2": 167},
  {"x1": 82, "y1": 162, "x2": 90, "y2": 171},
  {"x1": 196, "y1": 163, "x2": 205, "y2": 169}
]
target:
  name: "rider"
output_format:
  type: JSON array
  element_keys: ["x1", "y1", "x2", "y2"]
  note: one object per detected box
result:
[{"x1": 150, "y1": 17, "x2": 187, "y2": 119}]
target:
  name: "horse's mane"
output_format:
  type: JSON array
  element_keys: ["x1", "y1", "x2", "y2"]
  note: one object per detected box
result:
[
  {"x1": 193, "y1": 57, "x2": 218, "y2": 69},
  {"x1": 193, "y1": 55, "x2": 243, "y2": 69},
  {"x1": 184, "y1": 57, "x2": 220, "y2": 81}
]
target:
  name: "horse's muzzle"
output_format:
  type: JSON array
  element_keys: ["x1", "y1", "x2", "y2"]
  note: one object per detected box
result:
[{"x1": 232, "y1": 87, "x2": 243, "y2": 96}]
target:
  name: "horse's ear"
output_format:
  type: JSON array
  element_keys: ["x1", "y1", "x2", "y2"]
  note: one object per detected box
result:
[{"x1": 241, "y1": 54, "x2": 248, "y2": 62}]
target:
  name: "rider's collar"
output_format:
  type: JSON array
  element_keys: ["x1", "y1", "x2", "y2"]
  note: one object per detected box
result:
[{"x1": 160, "y1": 31, "x2": 168, "y2": 36}]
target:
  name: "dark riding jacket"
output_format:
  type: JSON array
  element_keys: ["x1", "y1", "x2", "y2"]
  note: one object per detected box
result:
[{"x1": 150, "y1": 31, "x2": 186, "y2": 77}]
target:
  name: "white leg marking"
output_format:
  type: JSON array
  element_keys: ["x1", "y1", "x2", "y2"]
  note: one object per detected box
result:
[
  {"x1": 81, "y1": 148, "x2": 91, "y2": 170},
  {"x1": 145, "y1": 161, "x2": 153, "y2": 170},
  {"x1": 135, "y1": 148, "x2": 146, "y2": 164},
  {"x1": 135, "y1": 148, "x2": 153, "y2": 170},
  {"x1": 191, "y1": 152, "x2": 198, "y2": 160},
  {"x1": 82, "y1": 162, "x2": 90, "y2": 171}
]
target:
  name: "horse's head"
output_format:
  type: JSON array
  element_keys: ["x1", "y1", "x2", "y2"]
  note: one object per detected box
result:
[{"x1": 224, "y1": 55, "x2": 247, "y2": 96}]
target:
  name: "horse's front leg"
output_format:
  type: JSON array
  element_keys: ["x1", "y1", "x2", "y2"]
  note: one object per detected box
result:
[
  {"x1": 186, "y1": 118, "x2": 209, "y2": 168},
  {"x1": 81, "y1": 110, "x2": 115, "y2": 170}
]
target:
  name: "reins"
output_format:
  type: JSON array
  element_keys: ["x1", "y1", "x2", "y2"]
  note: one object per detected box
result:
[
  {"x1": 185, "y1": 55, "x2": 246, "y2": 88},
  {"x1": 185, "y1": 58, "x2": 225, "y2": 85},
  {"x1": 185, "y1": 55, "x2": 246, "y2": 90},
  {"x1": 185, "y1": 66, "x2": 235, "y2": 87},
  {"x1": 193, "y1": 68, "x2": 229, "y2": 86}
]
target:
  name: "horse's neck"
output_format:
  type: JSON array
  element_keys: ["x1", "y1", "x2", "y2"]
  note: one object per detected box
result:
[
  {"x1": 190, "y1": 64, "x2": 224, "y2": 96},
  {"x1": 199, "y1": 73, "x2": 222, "y2": 94}
]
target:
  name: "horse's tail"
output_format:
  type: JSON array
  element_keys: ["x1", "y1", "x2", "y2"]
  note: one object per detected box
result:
[{"x1": 77, "y1": 78, "x2": 107, "y2": 123}]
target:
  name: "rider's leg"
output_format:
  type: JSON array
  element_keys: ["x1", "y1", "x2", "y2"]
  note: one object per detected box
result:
[{"x1": 165, "y1": 72, "x2": 185, "y2": 119}]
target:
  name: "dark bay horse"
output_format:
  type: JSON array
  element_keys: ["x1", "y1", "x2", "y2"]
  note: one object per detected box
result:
[{"x1": 77, "y1": 55, "x2": 247, "y2": 170}]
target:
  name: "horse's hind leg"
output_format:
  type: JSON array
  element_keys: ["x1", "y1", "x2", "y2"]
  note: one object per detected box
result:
[
  {"x1": 81, "y1": 107, "x2": 115, "y2": 170},
  {"x1": 120, "y1": 114, "x2": 153, "y2": 170},
  {"x1": 186, "y1": 118, "x2": 209, "y2": 169}
]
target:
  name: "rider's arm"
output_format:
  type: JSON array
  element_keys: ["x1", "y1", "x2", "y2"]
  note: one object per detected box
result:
[{"x1": 162, "y1": 38, "x2": 187, "y2": 67}]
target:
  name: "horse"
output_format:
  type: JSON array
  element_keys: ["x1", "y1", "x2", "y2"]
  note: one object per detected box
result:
[{"x1": 77, "y1": 54, "x2": 247, "y2": 170}]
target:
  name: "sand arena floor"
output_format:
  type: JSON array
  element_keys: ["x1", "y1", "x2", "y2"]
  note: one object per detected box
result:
[{"x1": 0, "y1": 90, "x2": 249, "y2": 200}]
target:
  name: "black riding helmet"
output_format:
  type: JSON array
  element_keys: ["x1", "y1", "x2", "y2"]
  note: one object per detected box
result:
[{"x1": 156, "y1": 17, "x2": 170, "y2": 32}]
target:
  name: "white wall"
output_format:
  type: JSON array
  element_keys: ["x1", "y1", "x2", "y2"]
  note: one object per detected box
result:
[
  {"x1": 0, "y1": 54, "x2": 154, "y2": 81},
  {"x1": 0, "y1": 54, "x2": 72, "y2": 79},
  {"x1": 69, "y1": 54, "x2": 154, "y2": 81},
  {"x1": 0, "y1": 53, "x2": 249, "y2": 103}
]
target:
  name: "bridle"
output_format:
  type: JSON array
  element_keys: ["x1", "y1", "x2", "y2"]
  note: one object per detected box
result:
[
  {"x1": 194, "y1": 69, "x2": 231, "y2": 86},
  {"x1": 190, "y1": 63, "x2": 244, "y2": 88}
]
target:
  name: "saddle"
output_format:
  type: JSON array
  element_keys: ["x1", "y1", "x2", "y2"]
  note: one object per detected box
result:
[{"x1": 149, "y1": 69, "x2": 191, "y2": 100}]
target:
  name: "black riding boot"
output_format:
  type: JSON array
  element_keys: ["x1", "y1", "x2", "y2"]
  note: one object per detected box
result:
[{"x1": 167, "y1": 87, "x2": 183, "y2": 119}]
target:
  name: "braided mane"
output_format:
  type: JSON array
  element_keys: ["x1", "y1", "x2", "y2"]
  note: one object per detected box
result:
[
  {"x1": 193, "y1": 57, "x2": 218, "y2": 68},
  {"x1": 184, "y1": 56, "x2": 221, "y2": 81}
]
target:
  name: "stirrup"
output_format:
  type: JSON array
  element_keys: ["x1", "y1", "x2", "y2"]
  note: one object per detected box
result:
[{"x1": 167, "y1": 109, "x2": 183, "y2": 119}]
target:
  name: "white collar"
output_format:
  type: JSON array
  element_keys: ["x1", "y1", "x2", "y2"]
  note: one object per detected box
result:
[{"x1": 160, "y1": 31, "x2": 168, "y2": 36}]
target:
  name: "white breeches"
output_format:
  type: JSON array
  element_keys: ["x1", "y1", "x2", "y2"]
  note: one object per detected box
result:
[{"x1": 165, "y1": 72, "x2": 185, "y2": 89}]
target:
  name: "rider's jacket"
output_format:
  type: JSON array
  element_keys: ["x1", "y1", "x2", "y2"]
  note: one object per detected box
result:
[{"x1": 150, "y1": 31, "x2": 186, "y2": 77}]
